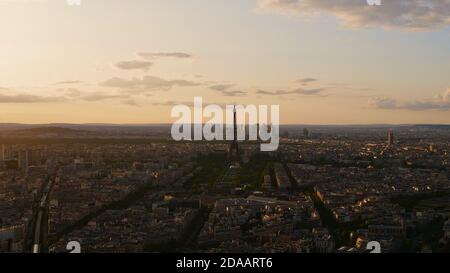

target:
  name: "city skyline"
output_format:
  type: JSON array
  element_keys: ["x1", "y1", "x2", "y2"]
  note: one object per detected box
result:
[
  {"x1": 1, "y1": 0, "x2": 450, "y2": 258},
  {"x1": 1, "y1": 0, "x2": 449, "y2": 124}
]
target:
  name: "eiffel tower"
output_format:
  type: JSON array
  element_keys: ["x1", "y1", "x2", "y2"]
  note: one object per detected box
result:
[{"x1": 228, "y1": 105, "x2": 240, "y2": 166}]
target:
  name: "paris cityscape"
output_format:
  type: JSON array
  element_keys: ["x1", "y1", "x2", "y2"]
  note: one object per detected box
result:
[
  {"x1": 1, "y1": 0, "x2": 449, "y2": 256},
  {"x1": 0, "y1": 123, "x2": 449, "y2": 253}
]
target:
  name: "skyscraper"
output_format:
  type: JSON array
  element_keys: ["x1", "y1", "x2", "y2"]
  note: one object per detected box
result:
[
  {"x1": 303, "y1": 128, "x2": 310, "y2": 139},
  {"x1": 18, "y1": 150, "x2": 29, "y2": 171},
  {"x1": 1, "y1": 144, "x2": 5, "y2": 161}
]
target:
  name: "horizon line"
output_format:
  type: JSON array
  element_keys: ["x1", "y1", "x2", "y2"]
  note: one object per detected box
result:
[{"x1": 1, "y1": 122, "x2": 449, "y2": 127}]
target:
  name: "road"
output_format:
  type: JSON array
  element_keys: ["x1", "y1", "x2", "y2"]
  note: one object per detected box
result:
[{"x1": 32, "y1": 177, "x2": 55, "y2": 253}]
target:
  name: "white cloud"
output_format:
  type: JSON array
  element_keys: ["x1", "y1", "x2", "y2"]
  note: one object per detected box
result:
[
  {"x1": 0, "y1": 92, "x2": 64, "y2": 103},
  {"x1": 368, "y1": 97, "x2": 398, "y2": 109},
  {"x1": 80, "y1": 92, "x2": 129, "y2": 102},
  {"x1": 209, "y1": 84, "x2": 247, "y2": 97},
  {"x1": 369, "y1": 88, "x2": 450, "y2": 110},
  {"x1": 136, "y1": 52, "x2": 192, "y2": 59},
  {"x1": 114, "y1": 60, "x2": 153, "y2": 71},
  {"x1": 99, "y1": 75, "x2": 199, "y2": 93},
  {"x1": 258, "y1": 0, "x2": 450, "y2": 31},
  {"x1": 257, "y1": 87, "x2": 326, "y2": 96}
]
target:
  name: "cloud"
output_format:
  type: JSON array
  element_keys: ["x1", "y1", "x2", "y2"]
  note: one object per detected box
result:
[
  {"x1": 0, "y1": 93, "x2": 64, "y2": 103},
  {"x1": 436, "y1": 88, "x2": 450, "y2": 102},
  {"x1": 80, "y1": 92, "x2": 129, "y2": 102},
  {"x1": 368, "y1": 97, "x2": 398, "y2": 109},
  {"x1": 114, "y1": 60, "x2": 153, "y2": 71},
  {"x1": 402, "y1": 101, "x2": 449, "y2": 111},
  {"x1": 257, "y1": 89, "x2": 288, "y2": 96},
  {"x1": 54, "y1": 80, "x2": 82, "y2": 85},
  {"x1": 293, "y1": 87, "x2": 325, "y2": 95},
  {"x1": 222, "y1": 90, "x2": 247, "y2": 97},
  {"x1": 297, "y1": 78, "x2": 317, "y2": 84},
  {"x1": 369, "y1": 89, "x2": 450, "y2": 111},
  {"x1": 99, "y1": 75, "x2": 199, "y2": 93},
  {"x1": 136, "y1": 52, "x2": 192, "y2": 59},
  {"x1": 257, "y1": 0, "x2": 450, "y2": 31},
  {"x1": 121, "y1": 99, "x2": 139, "y2": 106},
  {"x1": 209, "y1": 84, "x2": 247, "y2": 97},
  {"x1": 61, "y1": 88, "x2": 129, "y2": 102},
  {"x1": 64, "y1": 88, "x2": 83, "y2": 97},
  {"x1": 151, "y1": 100, "x2": 181, "y2": 106},
  {"x1": 257, "y1": 87, "x2": 326, "y2": 96},
  {"x1": 210, "y1": 84, "x2": 235, "y2": 92},
  {"x1": 152, "y1": 100, "x2": 229, "y2": 108}
]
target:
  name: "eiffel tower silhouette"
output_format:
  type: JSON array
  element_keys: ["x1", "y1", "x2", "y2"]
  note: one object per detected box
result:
[{"x1": 228, "y1": 105, "x2": 240, "y2": 165}]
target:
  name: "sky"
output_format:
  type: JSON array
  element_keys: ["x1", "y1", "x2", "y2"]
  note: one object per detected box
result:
[{"x1": 0, "y1": 0, "x2": 449, "y2": 124}]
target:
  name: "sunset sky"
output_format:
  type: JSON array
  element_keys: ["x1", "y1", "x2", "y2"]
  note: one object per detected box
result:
[{"x1": 0, "y1": 0, "x2": 449, "y2": 124}]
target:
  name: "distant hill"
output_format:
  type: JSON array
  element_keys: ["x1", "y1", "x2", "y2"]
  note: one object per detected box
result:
[
  {"x1": 3, "y1": 127, "x2": 96, "y2": 138},
  {"x1": 413, "y1": 124, "x2": 450, "y2": 130},
  {"x1": 0, "y1": 123, "x2": 172, "y2": 137}
]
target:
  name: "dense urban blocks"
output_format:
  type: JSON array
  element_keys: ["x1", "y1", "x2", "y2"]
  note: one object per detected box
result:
[{"x1": 0, "y1": 125, "x2": 449, "y2": 253}]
